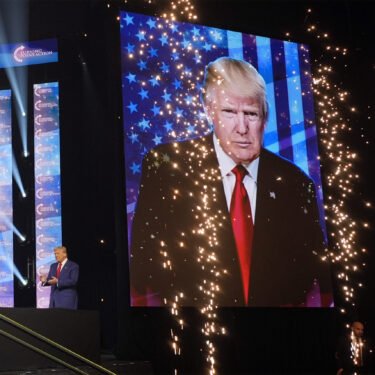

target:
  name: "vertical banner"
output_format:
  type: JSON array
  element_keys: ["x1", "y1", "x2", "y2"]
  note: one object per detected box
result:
[
  {"x1": 34, "y1": 82, "x2": 62, "y2": 308},
  {"x1": 0, "y1": 90, "x2": 13, "y2": 307}
]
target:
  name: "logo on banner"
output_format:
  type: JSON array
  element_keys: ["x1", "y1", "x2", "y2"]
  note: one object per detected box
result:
[
  {"x1": 36, "y1": 175, "x2": 54, "y2": 185},
  {"x1": 35, "y1": 129, "x2": 52, "y2": 140},
  {"x1": 36, "y1": 219, "x2": 60, "y2": 230},
  {"x1": 37, "y1": 282, "x2": 48, "y2": 293},
  {"x1": 0, "y1": 166, "x2": 9, "y2": 176},
  {"x1": 0, "y1": 209, "x2": 11, "y2": 217},
  {"x1": 37, "y1": 297, "x2": 50, "y2": 308},
  {"x1": 36, "y1": 188, "x2": 60, "y2": 200},
  {"x1": 36, "y1": 248, "x2": 51, "y2": 259},
  {"x1": 0, "y1": 150, "x2": 11, "y2": 158},
  {"x1": 34, "y1": 87, "x2": 53, "y2": 97},
  {"x1": 34, "y1": 100, "x2": 57, "y2": 111},
  {"x1": 37, "y1": 264, "x2": 50, "y2": 276},
  {"x1": 35, "y1": 159, "x2": 58, "y2": 170},
  {"x1": 0, "y1": 122, "x2": 10, "y2": 129},
  {"x1": 0, "y1": 194, "x2": 8, "y2": 201},
  {"x1": 35, "y1": 144, "x2": 54, "y2": 156},
  {"x1": 36, "y1": 203, "x2": 57, "y2": 216},
  {"x1": 0, "y1": 223, "x2": 8, "y2": 232},
  {"x1": 0, "y1": 136, "x2": 11, "y2": 144},
  {"x1": 13, "y1": 44, "x2": 53, "y2": 64},
  {"x1": 36, "y1": 234, "x2": 57, "y2": 246},
  {"x1": 35, "y1": 115, "x2": 55, "y2": 126}
]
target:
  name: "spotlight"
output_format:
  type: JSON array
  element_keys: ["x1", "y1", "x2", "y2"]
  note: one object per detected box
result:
[
  {"x1": 0, "y1": 214, "x2": 26, "y2": 242},
  {"x1": 23, "y1": 150, "x2": 29, "y2": 157},
  {"x1": 22, "y1": 111, "x2": 26, "y2": 117},
  {"x1": 12, "y1": 153, "x2": 27, "y2": 196},
  {"x1": 21, "y1": 192, "x2": 27, "y2": 198}
]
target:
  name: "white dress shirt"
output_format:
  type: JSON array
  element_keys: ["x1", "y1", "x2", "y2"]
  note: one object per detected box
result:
[
  {"x1": 213, "y1": 134, "x2": 259, "y2": 223},
  {"x1": 59, "y1": 258, "x2": 68, "y2": 272}
]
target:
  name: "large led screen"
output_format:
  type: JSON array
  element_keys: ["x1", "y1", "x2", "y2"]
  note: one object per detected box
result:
[{"x1": 121, "y1": 11, "x2": 333, "y2": 307}]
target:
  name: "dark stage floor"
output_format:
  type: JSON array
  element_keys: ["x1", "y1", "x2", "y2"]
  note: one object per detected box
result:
[{"x1": 0, "y1": 360, "x2": 153, "y2": 375}]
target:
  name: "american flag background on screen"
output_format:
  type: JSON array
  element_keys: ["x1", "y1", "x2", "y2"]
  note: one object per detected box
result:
[{"x1": 120, "y1": 11, "x2": 326, "y2": 244}]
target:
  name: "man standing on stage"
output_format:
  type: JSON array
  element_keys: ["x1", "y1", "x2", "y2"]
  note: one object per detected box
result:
[{"x1": 40, "y1": 246, "x2": 79, "y2": 309}]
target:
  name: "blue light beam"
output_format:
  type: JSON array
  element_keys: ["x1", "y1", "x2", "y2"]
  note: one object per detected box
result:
[
  {"x1": 12, "y1": 153, "x2": 26, "y2": 197},
  {"x1": 0, "y1": 214, "x2": 26, "y2": 242},
  {"x1": 0, "y1": 5, "x2": 29, "y2": 157}
]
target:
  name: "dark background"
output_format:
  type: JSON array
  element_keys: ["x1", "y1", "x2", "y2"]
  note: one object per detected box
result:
[{"x1": 0, "y1": 0, "x2": 374, "y2": 373}]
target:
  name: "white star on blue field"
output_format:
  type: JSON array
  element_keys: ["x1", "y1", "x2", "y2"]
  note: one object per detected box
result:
[{"x1": 121, "y1": 12, "x2": 227, "y2": 177}]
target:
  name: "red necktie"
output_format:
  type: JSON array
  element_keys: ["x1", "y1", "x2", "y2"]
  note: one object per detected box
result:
[
  {"x1": 230, "y1": 165, "x2": 254, "y2": 305},
  {"x1": 56, "y1": 263, "x2": 62, "y2": 278}
]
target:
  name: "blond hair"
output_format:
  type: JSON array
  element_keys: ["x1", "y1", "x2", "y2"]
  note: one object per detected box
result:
[
  {"x1": 54, "y1": 246, "x2": 67, "y2": 254},
  {"x1": 202, "y1": 57, "x2": 268, "y2": 121}
]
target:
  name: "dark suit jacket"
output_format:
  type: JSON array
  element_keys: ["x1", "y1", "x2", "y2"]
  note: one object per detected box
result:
[
  {"x1": 336, "y1": 335, "x2": 374, "y2": 374},
  {"x1": 130, "y1": 134, "x2": 332, "y2": 306},
  {"x1": 46, "y1": 260, "x2": 79, "y2": 309}
]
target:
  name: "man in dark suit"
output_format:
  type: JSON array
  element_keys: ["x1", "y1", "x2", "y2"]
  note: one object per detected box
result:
[
  {"x1": 130, "y1": 57, "x2": 332, "y2": 307},
  {"x1": 40, "y1": 246, "x2": 79, "y2": 309},
  {"x1": 336, "y1": 321, "x2": 374, "y2": 375}
]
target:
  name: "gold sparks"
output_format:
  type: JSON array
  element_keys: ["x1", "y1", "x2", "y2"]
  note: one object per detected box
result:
[
  {"x1": 305, "y1": 8, "x2": 368, "y2": 327},
  {"x1": 162, "y1": 0, "x2": 198, "y2": 22}
]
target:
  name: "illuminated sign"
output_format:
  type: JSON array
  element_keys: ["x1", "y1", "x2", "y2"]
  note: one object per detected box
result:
[{"x1": 0, "y1": 39, "x2": 58, "y2": 68}]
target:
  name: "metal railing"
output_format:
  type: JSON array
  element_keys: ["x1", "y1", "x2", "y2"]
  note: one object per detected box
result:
[{"x1": 0, "y1": 313, "x2": 117, "y2": 375}]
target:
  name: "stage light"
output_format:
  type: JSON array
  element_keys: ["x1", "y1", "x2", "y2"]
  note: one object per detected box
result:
[
  {"x1": 12, "y1": 263, "x2": 27, "y2": 286},
  {"x1": 0, "y1": 214, "x2": 25, "y2": 242},
  {"x1": 12, "y1": 153, "x2": 27, "y2": 198},
  {"x1": 15, "y1": 228, "x2": 25, "y2": 242},
  {"x1": 0, "y1": 243, "x2": 27, "y2": 287},
  {"x1": 0, "y1": 8, "x2": 29, "y2": 158}
]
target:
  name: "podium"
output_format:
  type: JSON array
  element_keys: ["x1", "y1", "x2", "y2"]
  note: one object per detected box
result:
[{"x1": 0, "y1": 308, "x2": 100, "y2": 372}]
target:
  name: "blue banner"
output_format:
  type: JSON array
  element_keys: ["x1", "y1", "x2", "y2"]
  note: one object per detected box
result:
[
  {"x1": 0, "y1": 90, "x2": 13, "y2": 307},
  {"x1": 0, "y1": 39, "x2": 58, "y2": 68},
  {"x1": 34, "y1": 82, "x2": 62, "y2": 308}
]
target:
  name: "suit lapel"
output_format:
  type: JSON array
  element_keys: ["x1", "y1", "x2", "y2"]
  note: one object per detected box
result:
[{"x1": 59, "y1": 260, "x2": 69, "y2": 277}]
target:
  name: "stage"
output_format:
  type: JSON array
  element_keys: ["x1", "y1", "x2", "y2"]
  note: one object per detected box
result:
[
  {"x1": 0, "y1": 1, "x2": 374, "y2": 375},
  {"x1": 1, "y1": 356, "x2": 153, "y2": 375}
]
